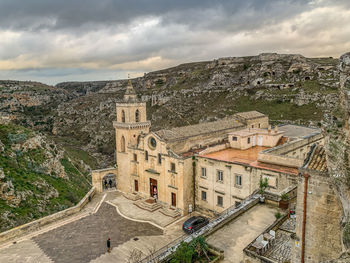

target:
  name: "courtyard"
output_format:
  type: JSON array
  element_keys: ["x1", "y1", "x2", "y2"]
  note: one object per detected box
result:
[
  {"x1": 0, "y1": 191, "x2": 186, "y2": 263},
  {"x1": 206, "y1": 204, "x2": 279, "y2": 263}
]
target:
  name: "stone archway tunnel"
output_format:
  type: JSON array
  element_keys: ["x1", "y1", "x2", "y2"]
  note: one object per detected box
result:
[{"x1": 92, "y1": 167, "x2": 118, "y2": 193}]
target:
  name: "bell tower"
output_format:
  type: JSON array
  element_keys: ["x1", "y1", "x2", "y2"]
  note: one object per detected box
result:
[{"x1": 113, "y1": 80, "x2": 151, "y2": 192}]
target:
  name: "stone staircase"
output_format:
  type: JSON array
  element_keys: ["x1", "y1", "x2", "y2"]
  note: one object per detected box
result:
[
  {"x1": 159, "y1": 207, "x2": 181, "y2": 218},
  {"x1": 123, "y1": 192, "x2": 141, "y2": 201},
  {"x1": 134, "y1": 199, "x2": 162, "y2": 212}
]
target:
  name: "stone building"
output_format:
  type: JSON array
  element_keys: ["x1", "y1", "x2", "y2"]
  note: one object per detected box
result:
[
  {"x1": 195, "y1": 125, "x2": 323, "y2": 215},
  {"x1": 292, "y1": 145, "x2": 343, "y2": 263},
  {"x1": 93, "y1": 80, "x2": 324, "y2": 216}
]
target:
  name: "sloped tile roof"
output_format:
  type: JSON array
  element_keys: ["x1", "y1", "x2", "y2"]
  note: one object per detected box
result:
[
  {"x1": 155, "y1": 117, "x2": 244, "y2": 142},
  {"x1": 305, "y1": 145, "x2": 327, "y2": 172},
  {"x1": 233, "y1": 111, "x2": 266, "y2": 120}
]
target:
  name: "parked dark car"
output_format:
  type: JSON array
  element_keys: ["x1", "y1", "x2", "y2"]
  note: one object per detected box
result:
[{"x1": 182, "y1": 216, "x2": 209, "y2": 234}]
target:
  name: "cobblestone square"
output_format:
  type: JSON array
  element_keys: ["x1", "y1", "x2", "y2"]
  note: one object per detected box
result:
[{"x1": 32, "y1": 202, "x2": 163, "y2": 263}]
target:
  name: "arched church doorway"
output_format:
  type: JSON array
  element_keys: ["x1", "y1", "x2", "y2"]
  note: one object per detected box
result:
[{"x1": 102, "y1": 173, "x2": 117, "y2": 191}]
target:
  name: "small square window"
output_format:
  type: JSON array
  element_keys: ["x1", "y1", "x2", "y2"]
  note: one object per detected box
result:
[
  {"x1": 217, "y1": 196, "x2": 223, "y2": 207},
  {"x1": 232, "y1": 136, "x2": 237, "y2": 141},
  {"x1": 201, "y1": 191, "x2": 207, "y2": 201}
]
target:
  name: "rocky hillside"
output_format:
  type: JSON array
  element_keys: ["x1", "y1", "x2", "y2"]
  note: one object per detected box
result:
[
  {"x1": 0, "y1": 53, "x2": 340, "y2": 167},
  {"x1": 52, "y1": 53, "x2": 339, "y2": 166},
  {"x1": 323, "y1": 53, "x2": 350, "y2": 258},
  {"x1": 0, "y1": 124, "x2": 91, "y2": 232}
]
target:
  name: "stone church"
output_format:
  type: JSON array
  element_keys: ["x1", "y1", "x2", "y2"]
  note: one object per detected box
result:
[{"x1": 93, "y1": 80, "x2": 323, "y2": 216}]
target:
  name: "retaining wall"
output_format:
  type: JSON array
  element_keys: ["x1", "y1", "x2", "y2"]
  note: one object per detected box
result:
[{"x1": 0, "y1": 187, "x2": 96, "y2": 244}]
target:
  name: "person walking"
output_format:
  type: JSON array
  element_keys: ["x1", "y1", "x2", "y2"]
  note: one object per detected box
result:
[
  {"x1": 104, "y1": 180, "x2": 108, "y2": 190},
  {"x1": 107, "y1": 238, "x2": 111, "y2": 253},
  {"x1": 109, "y1": 179, "x2": 113, "y2": 189}
]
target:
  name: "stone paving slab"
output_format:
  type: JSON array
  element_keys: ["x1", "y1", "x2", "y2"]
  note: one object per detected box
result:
[
  {"x1": 32, "y1": 202, "x2": 163, "y2": 263},
  {"x1": 0, "y1": 239, "x2": 52, "y2": 263},
  {"x1": 264, "y1": 230, "x2": 292, "y2": 263},
  {"x1": 0, "y1": 191, "x2": 188, "y2": 263},
  {"x1": 206, "y1": 204, "x2": 278, "y2": 263}
]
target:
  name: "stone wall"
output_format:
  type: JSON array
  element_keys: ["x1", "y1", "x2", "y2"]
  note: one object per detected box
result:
[
  {"x1": 292, "y1": 171, "x2": 343, "y2": 262},
  {"x1": 196, "y1": 157, "x2": 253, "y2": 215},
  {"x1": 258, "y1": 133, "x2": 323, "y2": 168},
  {"x1": 0, "y1": 187, "x2": 95, "y2": 244}
]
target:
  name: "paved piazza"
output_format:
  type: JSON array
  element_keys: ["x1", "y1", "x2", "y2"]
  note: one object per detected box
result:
[
  {"x1": 0, "y1": 191, "x2": 186, "y2": 263},
  {"x1": 0, "y1": 191, "x2": 281, "y2": 263},
  {"x1": 206, "y1": 204, "x2": 279, "y2": 263}
]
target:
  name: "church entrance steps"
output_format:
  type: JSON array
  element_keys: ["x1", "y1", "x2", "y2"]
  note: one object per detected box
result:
[
  {"x1": 134, "y1": 198, "x2": 162, "y2": 212},
  {"x1": 108, "y1": 193, "x2": 185, "y2": 228},
  {"x1": 159, "y1": 207, "x2": 181, "y2": 218},
  {"x1": 122, "y1": 191, "x2": 141, "y2": 201}
]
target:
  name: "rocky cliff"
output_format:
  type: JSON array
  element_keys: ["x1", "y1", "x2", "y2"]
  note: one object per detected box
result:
[
  {"x1": 0, "y1": 53, "x2": 340, "y2": 167},
  {"x1": 0, "y1": 124, "x2": 91, "y2": 232}
]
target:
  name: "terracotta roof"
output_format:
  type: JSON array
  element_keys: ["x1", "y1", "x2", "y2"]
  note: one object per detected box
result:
[
  {"x1": 304, "y1": 145, "x2": 327, "y2": 172},
  {"x1": 199, "y1": 146, "x2": 269, "y2": 165},
  {"x1": 251, "y1": 161, "x2": 299, "y2": 175},
  {"x1": 155, "y1": 117, "x2": 244, "y2": 142},
  {"x1": 233, "y1": 111, "x2": 266, "y2": 120},
  {"x1": 199, "y1": 146, "x2": 298, "y2": 175}
]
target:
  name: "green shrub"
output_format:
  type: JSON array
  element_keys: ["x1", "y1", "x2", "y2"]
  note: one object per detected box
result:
[
  {"x1": 170, "y1": 237, "x2": 210, "y2": 263},
  {"x1": 170, "y1": 242, "x2": 194, "y2": 263},
  {"x1": 280, "y1": 193, "x2": 289, "y2": 201},
  {"x1": 259, "y1": 177, "x2": 269, "y2": 195},
  {"x1": 275, "y1": 211, "x2": 282, "y2": 220}
]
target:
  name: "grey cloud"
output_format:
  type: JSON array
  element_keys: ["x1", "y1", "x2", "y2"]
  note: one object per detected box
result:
[{"x1": 0, "y1": 0, "x2": 313, "y2": 33}]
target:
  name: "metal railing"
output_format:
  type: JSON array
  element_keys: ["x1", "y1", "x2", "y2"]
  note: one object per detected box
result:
[{"x1": 138, "y1": 192, "x2": 260, "y2": 263}]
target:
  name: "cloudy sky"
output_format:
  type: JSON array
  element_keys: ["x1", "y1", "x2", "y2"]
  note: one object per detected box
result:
[{"x1": 0, "y1": 0, "x2": 349, "y2": 85}]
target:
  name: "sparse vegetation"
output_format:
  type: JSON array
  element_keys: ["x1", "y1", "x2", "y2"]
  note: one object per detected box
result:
[
  {"x1": 170, "y1": 237, "x2": 215, "y2": 263},
  {"x1": 275, "y1": 211, "x2": 282, "y2": 220},
  {"x1": 0, "y1": 124, "x2": 90, "y2": 232}
]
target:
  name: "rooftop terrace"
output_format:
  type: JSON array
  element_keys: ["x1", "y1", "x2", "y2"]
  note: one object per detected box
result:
[
  {"x1": 200, "y1": 146, "x2": 299, "y2": 175},
  {"x1": 278, "y1": 124, "x2": 321, "y2": 139},
  {"x1": 200, "y1": 146, "x2": 268, "y2": 165}
]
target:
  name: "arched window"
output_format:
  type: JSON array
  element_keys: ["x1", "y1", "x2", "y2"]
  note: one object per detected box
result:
[
  {"x1": 121, "y1": 110, "x2": 125, "y2": 123},
  {"x1": 135, "y1": 109, "x2": 140, "y2": 122},
  {"x1": 120, "y1": 136, "x2": 126, "y2": 152}
]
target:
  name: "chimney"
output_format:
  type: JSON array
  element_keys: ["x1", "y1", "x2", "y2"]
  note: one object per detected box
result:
[
  {"x1": 274, "y1": 126, "x2": 278, "y2": 133},
  {"x1": 268, "y1": 125, "x2": 271, "y2": 133}
]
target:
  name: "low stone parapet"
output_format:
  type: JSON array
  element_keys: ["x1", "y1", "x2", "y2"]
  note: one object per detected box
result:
[{"x1": 0, "y1": 187, "x2": 95, "y2": 245}]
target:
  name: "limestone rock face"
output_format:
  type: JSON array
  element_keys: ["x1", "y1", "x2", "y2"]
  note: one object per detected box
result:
[
  {"x1": 0, "y1": 124, "x2": 91, "y2": 232},
  {"x1": 323, "y1": 51, "x2": 350, "y2": 258}
]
